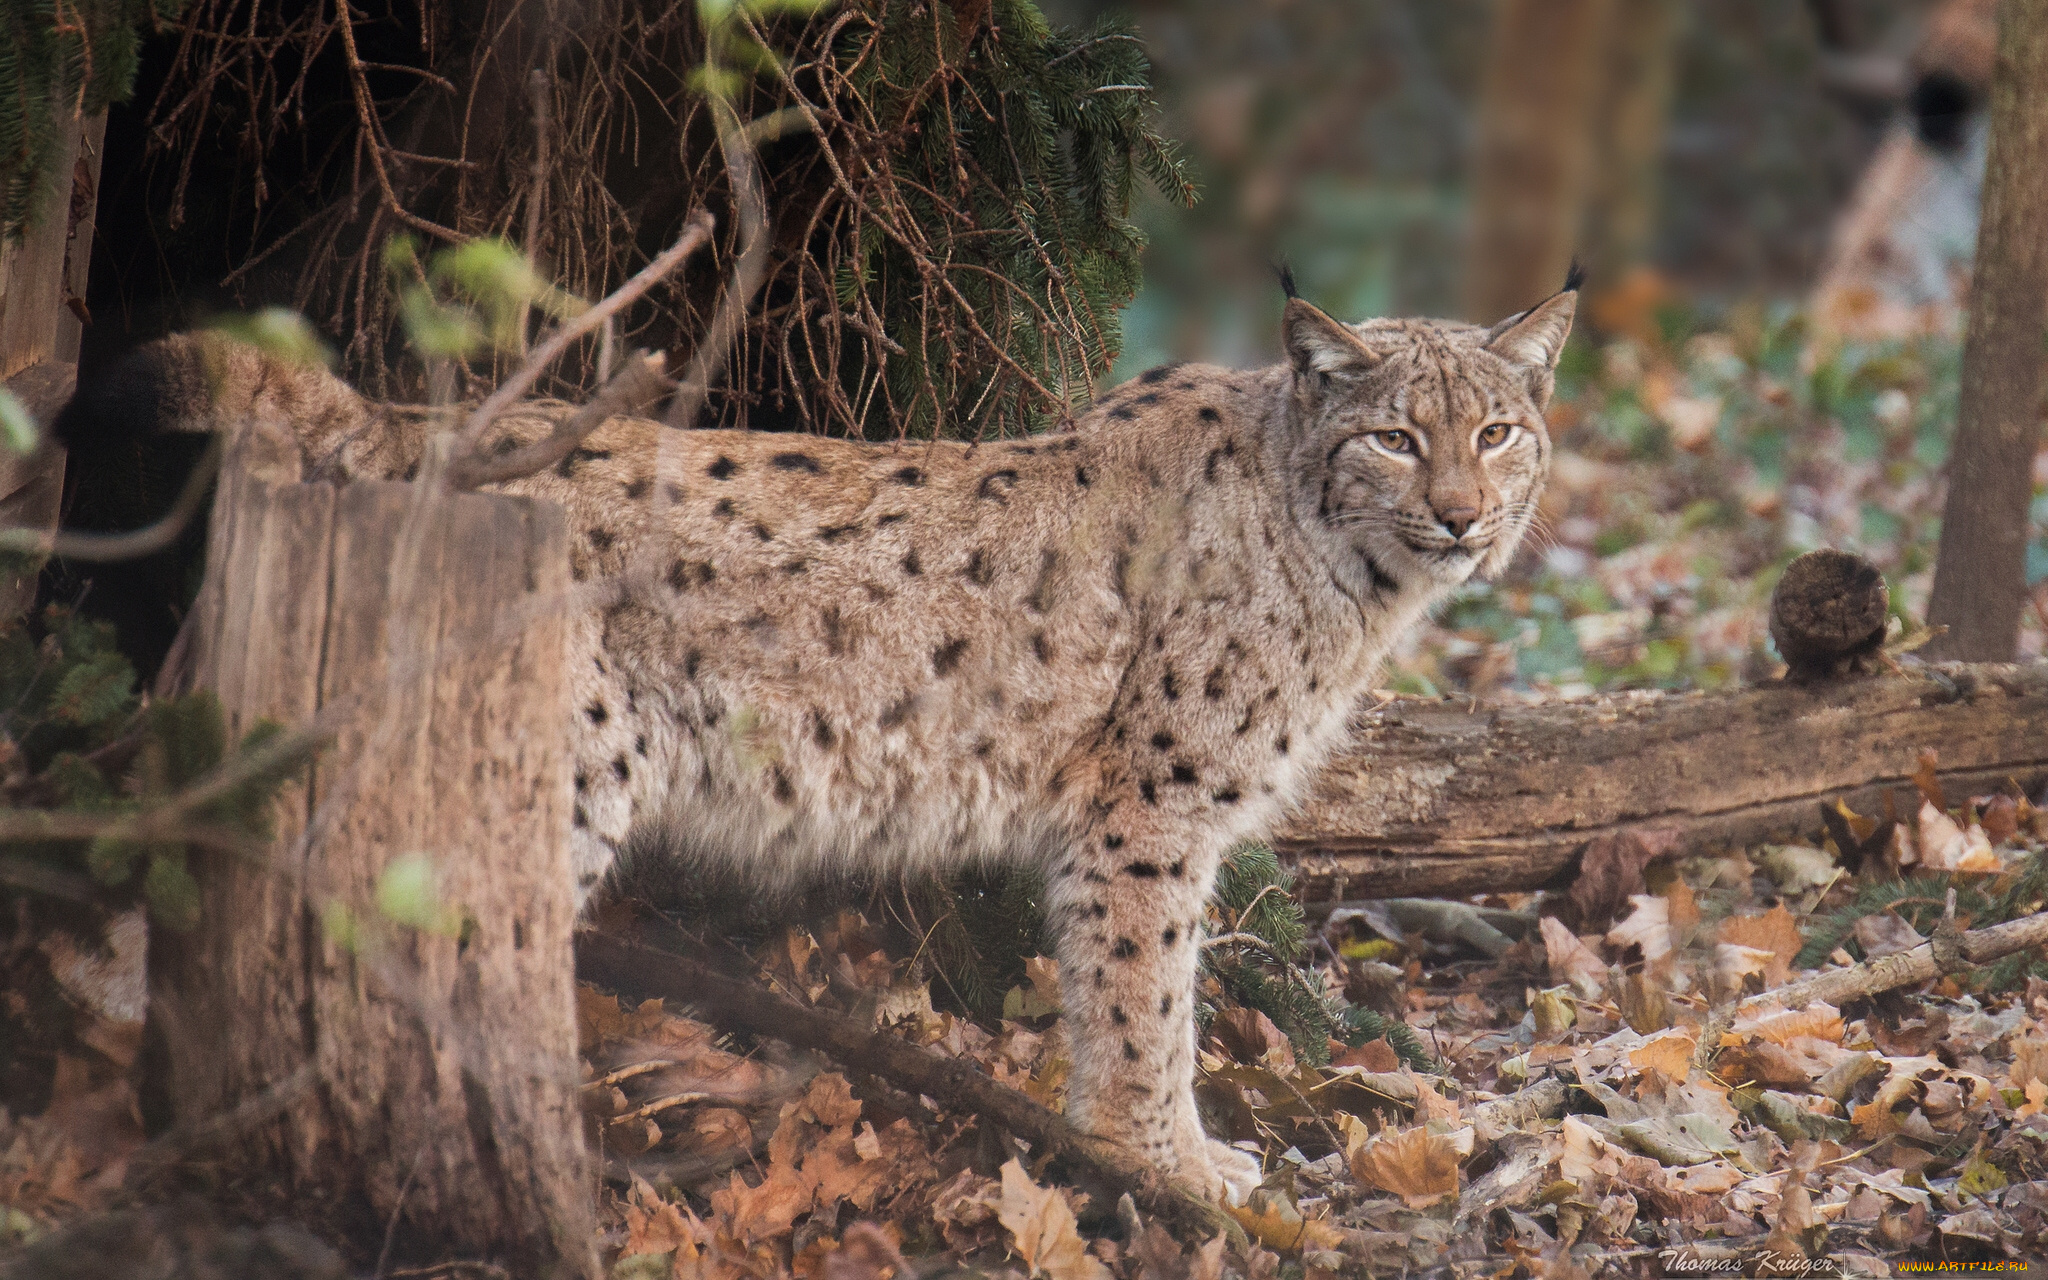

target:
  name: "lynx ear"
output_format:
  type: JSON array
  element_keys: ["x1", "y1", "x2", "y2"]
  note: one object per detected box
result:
[
  {"x1": 1284, "y1": 298, "x2": 1375, "y2": 377},
  {"x1": 1485, "y1": 262, "x2": 1582, "y2": 376}
]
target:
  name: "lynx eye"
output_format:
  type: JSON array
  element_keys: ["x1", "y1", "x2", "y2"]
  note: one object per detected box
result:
[
  {"x1": 1370, "y1": 429, "x2": 1415, "y2": 455},
  {"x1": 1477, "y1": 422, "x2": 1515, "y2": 449}
]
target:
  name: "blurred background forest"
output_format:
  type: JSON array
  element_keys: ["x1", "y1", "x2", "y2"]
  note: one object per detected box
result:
[{"x1": 1050, "y1": 0, "x2": 2047, "y2": 694}]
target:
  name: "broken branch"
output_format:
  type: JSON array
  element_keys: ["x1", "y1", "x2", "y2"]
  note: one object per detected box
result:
[
  {"x1": 1695, "y1": 907, "x2": 2048, "y2": 1067},
  {"x1": 452, "y1": 209, "x2": 714, "y2": 461},
  {"x1": 444, "y1": 351, "x2": 672, "y2": 490},
  {"x1": 574, "y1": 932, "x2": 1237, "y2": 1242}
]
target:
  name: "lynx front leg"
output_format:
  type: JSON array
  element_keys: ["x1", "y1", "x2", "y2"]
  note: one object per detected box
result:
[{"x1": 1049, "y1": 827, "x2": 1255, "y2": 1202}]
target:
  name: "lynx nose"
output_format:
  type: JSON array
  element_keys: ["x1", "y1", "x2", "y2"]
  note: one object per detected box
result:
[{"x1": 1435, "y1": 506, "x2": 1479, "y2": 541}]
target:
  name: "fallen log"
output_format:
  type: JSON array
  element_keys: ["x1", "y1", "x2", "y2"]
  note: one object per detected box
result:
[
  {"x1": 574, "y1": 932, "x2": 1239, "y2": 1243},
  {"x1": 1275, "y1": 661, "x2": 2048, "y2": 902}
]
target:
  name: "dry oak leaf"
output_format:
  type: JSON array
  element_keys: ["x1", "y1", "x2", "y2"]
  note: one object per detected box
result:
[
  {"x1": 1349, "y1": 1123, "x2": 1474, "y2": 1208},
  {"x1": 819, "y1": 1222, "x2": 907, "y2": 1280},
  {"x1": 1224, "y1": 1189, "x2": 1348, "y2": 1256},
  {"x1": 998, "y1": 1158, "x2": 1111, "y2": 1280},
  {"x1": 1731, "y1": 1002, "x2": 1846, "y2": 1047},
  {"x1": 1852, "y1": 912, "x2": 1925, "y2": 959},
  {"x1": 795, "y1": 1073, "x2": 865, "y2": 1129},
  {"x1": 1715, "y1": 906, "x2": 1803, "y2": 988},
  {"x1": 1629, "y1": 1029, "x2": 1697, "y2": 1084},
  {"x1": 1714, "y1": 943, "x2": 1778, "y2": 998},
  {"x1": 711, "y1": 1163, "x2": 813, "y2": 1246},
  {"x1": 624, "y1": 1183, "x2": 704, "y2": 1258},
  {"x1": 1540, "y1": 916, "x2": 1608, "y2": 1000},
  {"x1": 2010, "y1": 1037, "x2": 2048, "y2": 1091},
  {"x1": 577, "y1": 985, "x2": 669, "y2": 1048},
  {"x1": 1605, "y1": 895, "x2": 1675, "y2": 968},
  {"x1": 1665, "y1": 877, "x2": 1702, "y2": 932},
  {"x1": 929, "y1": 1168, "x2": 1005, "y2": 1252},
  {"x1": 1331, "y1": 1037, "x2": 1402, "y2": 1073},
  {"x1": 1212, "y1": 1007, "x2": 1298, "y2": 1074},
  {"x1": 1568, "y1": 828, "x2": 1679, "y2": 929}
]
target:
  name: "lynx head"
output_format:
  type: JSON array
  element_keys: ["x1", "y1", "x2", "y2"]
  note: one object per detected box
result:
[{"x1": 1277, "y1": 267, "x2": 1579, "y2": 599}]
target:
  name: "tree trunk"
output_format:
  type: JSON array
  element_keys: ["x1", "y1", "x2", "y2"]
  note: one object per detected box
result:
[
  {"x1": 1274, "y1": 663, "x2": 2048, "y2": 901},
  {"x1": 0, "y1": 365, "x2": 72, "y2": 621},
  {"x1": 144, "y1": 443, "x2": 596, "y2": 1276},
  {"x1": 1923, "y1": 0, "x2": 2048, "y2": 661},
  {"x1": 1462, "y1": 0, "x2": 1618, "y2": 321},
  {"x1": 0, "y1": 105, "x2": 104, "y2": 618},
  {"x1": 1583, "y1": 0, "x2": 1681, "y2": 293}
]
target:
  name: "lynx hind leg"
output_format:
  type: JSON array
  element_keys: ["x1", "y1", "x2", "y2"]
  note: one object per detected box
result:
[{"x1": 1049, "y1": 822, "x2": 1233, "y2": 1198}]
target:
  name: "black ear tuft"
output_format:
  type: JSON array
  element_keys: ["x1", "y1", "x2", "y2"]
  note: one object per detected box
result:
[
  {"x1": 1562, "y1": 258, "x2": 1588, "y2": 295},
  {"x1": 1275, "y1": 261, "x2": 1299, "y2": 300}
]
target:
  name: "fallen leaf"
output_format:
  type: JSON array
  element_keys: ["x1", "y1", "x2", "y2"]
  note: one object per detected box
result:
[
  {"x1": 1630, "y1": 1030, "x2": 1696, "y2": 1084},
  {"x1": 1568, "y1": 829, "x2": 1679, "y2": 929},
  {"x1": 2010, "y1": 1038, "x2": 2048, "y2": 1091},
  {"x1": 1332, "y1": 1037, "x2": 1401, "y2": 1072},
  {"x1": 1715, "y1": 907, "x2": 1802, "y2": 988},
  {"x1": 1541, "y1": 917, "x2": 1609, "y2": 1000},
  {"x1": 1732, "y1": 1002, "x2": 1845, "y2": 1046},
  {"x1": 1606, "y1": 895, "x2": 1674, "y2": 968},
  {"x1": 1916, "y1": 802, "x2": 1967, "y2": 871},
  {"x1": 624, "y1": 1178, "x2": 701, "y2": 1257},
  {"x1": 1212, "y1": 1007, "x2": 1297, "y2": 1074},
  {"x1": 1981, "y1": 794, "x2": 2021, "y2": 844},
  {"x1": 1715, "y1": 943, "x2": 1777, "y2": 998},
  {"x1": 1758, "y1": 845, "x2": 1838, "y2": 895},
  {"x1": 1911, "y1": 748, "x2": 1946, "y2": 811},
  {"x1": 713, "y1": 1163, "x2": 814, "y2": 1246},
  {"x1": 1531, "y1": 986, "x2": 1577, "y2": 1038},
  {"x1": 822, "y1": 1222, "x2": 906, "y2": 1280},
  {"x1": 1665, "y1": 878, "x2": 1702, "y2": 932},
  {"x1": 998, "y1": 1159, "x2": 1111, "y2": 1280},
  {"x1": 1852, "y1": 912, "x2": 1923, "y2": 959},
  {"x1": 798, "y1": 1073, "x2": 865, "y2": 1129},
  {"x1": 1348, "y1": 1124, "x2": 1473, "y2": 1208}
]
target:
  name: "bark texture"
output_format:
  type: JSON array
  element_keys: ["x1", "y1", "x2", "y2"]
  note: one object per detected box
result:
[
  {"x1": 1769, "y1": 548, "x2": 1890, "y2": 681},
  {"x1": 144, "y1": 445, "x2": 596, "y2": 1276},
  {"x1": 1462, "y1": 0, "x2": 1617, "y2": 320},
  {"x1": 1583, "y1": 0, "x2": 1681, "y2": 290},
  {"x1": 1923, "y1": 0, "x2": 2048, "y2": 661},
  {"x1": 1275, "y1": 663, "x2": 2048, "y2": 901},
  {"x1": 0, "y1": 363, "x2": 71, "y2": 620}
]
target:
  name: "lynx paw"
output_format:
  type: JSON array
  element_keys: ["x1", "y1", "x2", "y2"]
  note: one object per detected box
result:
[{"x1": 1206, "y1": 1139, "x2": 1263, "y2": 1206}]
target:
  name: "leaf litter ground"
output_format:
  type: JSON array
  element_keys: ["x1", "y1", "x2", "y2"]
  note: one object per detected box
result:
[{"x1": 563, "y1": 760, "x2": 2048, "y2": 1279}]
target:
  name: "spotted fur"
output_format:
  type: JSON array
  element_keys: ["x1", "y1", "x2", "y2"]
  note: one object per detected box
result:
[{"x1": 131, "y1": 277, "x2": 1577, "y2": 1200}]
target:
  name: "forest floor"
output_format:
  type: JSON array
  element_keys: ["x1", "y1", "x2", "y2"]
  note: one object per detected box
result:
[
  {"x1": 566, "y1": 768, "x2": 2048, "y2": 1279},
  {"x1": 5, "y1": 315, "x2": 2048, "y2": 1278}
]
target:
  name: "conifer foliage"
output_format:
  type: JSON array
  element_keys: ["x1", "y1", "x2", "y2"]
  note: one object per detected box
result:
[
  {"x1": 0, "y1": 606, "x2": 292, "y2": 929},
  {"x1": 817, "y1": 0, "x2": 1196, "y2": 435},
  {"x1": 125, "y1": 0, "x2": 1193, "y2": 429},
  {"x1": 0, "y1": 0, "x2": 181, "y2": 238}
]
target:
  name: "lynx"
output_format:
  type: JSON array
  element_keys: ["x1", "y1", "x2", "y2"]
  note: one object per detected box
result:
[{"x1": 123, "y1": 269, "x2": 1578, "y2": 1199}]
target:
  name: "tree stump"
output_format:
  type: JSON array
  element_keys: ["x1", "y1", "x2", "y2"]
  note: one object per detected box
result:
[
  {"x1": 144, "y1": 442, "x2": 595, "y2": 1276},
  {"x1": 1768, "y1": 548, "x2": 1890, "y2": 681}
]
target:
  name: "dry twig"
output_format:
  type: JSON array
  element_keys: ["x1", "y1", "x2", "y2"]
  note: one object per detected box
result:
[
  {"x1": 1694, "y1": 906, "x2": 2048, "y2": 1067},
  {"x1": 451, "y1": 210, "x2": 714, "y2": 464},
  {"x1": 575, "y1": 932, "x2": 1240, "y2": 1242}
]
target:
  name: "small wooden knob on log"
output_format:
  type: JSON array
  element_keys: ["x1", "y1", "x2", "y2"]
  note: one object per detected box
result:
[{"x1": 1769, "y1": 548, "x2": 1889, "y2": 682}]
